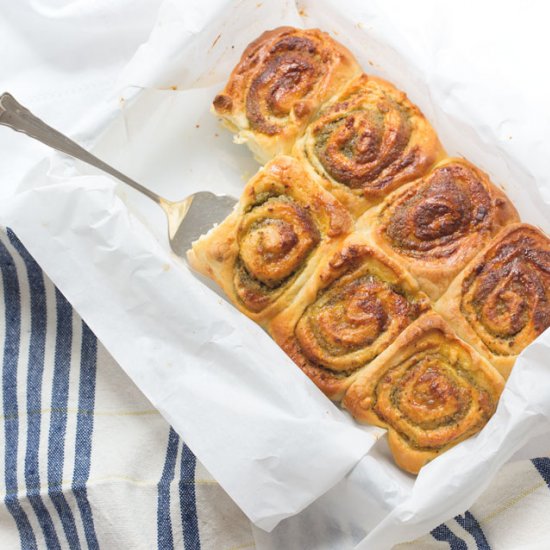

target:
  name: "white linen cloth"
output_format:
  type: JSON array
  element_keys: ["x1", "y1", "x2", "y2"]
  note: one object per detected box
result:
[{"x1": 1, "y1": 1, "x2": 550, "y2": 549}]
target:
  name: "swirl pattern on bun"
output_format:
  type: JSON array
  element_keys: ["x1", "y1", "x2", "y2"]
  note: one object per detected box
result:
[
  {"x1": 358, "y1": 158, "x2": 519, "y2": 299},
  {"x1": 436, "y1": 224, "x2": 550, "y2": 378}
]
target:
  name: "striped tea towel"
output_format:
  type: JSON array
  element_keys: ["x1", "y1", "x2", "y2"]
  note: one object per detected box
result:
[
  {"x1": 0, "y1": 226, "x2": 549, "y2": 550},
  {"x1": 0, "y1": 228, "x2": 252, "y2": 550}
]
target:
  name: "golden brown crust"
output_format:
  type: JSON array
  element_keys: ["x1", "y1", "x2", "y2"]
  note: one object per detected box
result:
[
  {"x1": 187, "y1": 155, "x2": 353, "y2": 326},
  {"x1": 268, "y1": 234, "x2": 431, "y2": 399},
  {"x1": 293, "y1": 74, "x2": 445, "y2": 217},
  {"x1": 212, "y1": 27, "x2": 361, "y2": 163},
  {"x1": 202, "y1": 29, "x2": 542, "y2": 475},
  {"x1": 358, "y1": 158, "x2": 520, "y2": 300},
  {"x1": 342, "y1": 313, "x2": 505, "y2": 474},
  {"x1": 435, "y1": 223, "x2": 550, "y2": 379}
]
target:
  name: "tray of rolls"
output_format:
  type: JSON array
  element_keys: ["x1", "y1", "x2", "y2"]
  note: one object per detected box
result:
[{"x1": 188, "y1": 26, "x2": 549, "y2": 474}]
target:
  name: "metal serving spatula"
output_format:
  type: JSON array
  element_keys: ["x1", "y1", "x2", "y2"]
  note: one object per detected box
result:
[{"x1": 0, "y1": 92, "x2": 237, "y2": 256}]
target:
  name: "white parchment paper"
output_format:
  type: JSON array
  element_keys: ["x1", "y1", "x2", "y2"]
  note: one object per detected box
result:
[{"x1": 3, "y1": 0, "x2": 550, "y2": 547}]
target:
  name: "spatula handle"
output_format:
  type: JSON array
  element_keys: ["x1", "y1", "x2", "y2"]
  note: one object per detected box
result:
[{"x1": 0, "y1": 92, "x2": 164, "y2": 205}]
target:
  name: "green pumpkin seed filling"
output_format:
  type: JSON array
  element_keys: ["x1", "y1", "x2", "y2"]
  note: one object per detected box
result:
[
  {"x1": 460, "y1": 226, "x2": 550, "y2": 356},
  {"x1": 314, "y1": 106, "x2": 410, "y2": 187},
  {"x1": 296, "y1": 270, "x2": 424, "y2": 375},
  {"x1": 234, "y1": 195, "x2": 321, "y2": 313},
  {"x1": 382, "y1": 162, "x2": 493, "y2": 259},
  {"x1": 373, "y1": 345, "x2": 493, "y2": 452},
  {"x1": 245, "y1": 34, "x2": 323, "y2": 136},
  {"x1": 287, "y1": 244, "x2": 431, "y2": 392}
]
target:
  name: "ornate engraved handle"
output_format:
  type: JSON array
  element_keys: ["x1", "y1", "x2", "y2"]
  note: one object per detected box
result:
[{"x1": 0, "y1": 92, "x2": 163, "y2": 205}]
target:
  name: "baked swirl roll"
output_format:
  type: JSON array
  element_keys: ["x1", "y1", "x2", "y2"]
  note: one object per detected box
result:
[
  {"x1": 213, "y1": 27, "x2": 360, "y2": 163},
  {"x1": 436, "y1": 224, "x2": 550, "y2": 379},
  {"x1": 188, "y1": 156, "x2": 353, "y2": 325},
  {"x1": 268, "y1": 235, "x2": 431, "y2": 399},
  {"x1": 293, "y1": 74, "x2": 445, "y2": 216},
  {"x1": 358, "y1": 158, "x2": 519, "y2": 299},
  {"x1": 343, "y1": 313, "x2": 504, "y2": 474}
]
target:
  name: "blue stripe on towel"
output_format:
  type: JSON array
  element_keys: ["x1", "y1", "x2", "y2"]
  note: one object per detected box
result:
[
  {"x1": 455, "y1": 511, "x2": 491, "y2": 549},
  {"x1": 0, "y1": 236, "x2": 38, "y2": 550},
  {"x1": 158, "y1": 428, "x2": 180, "y2": 550},
  {"x1": 73, "y1": 321, "x2": 99, "y2": 550},
  {"x1": 8, "y1": 230, "x2": 61, "y2": 549},
  {"x1": 532, "y1": 457, "x2": 550, "y2": 489},
  {"x1": 48, "y1": 288, "x2": 81, "y2": 549},
  {"x1": 431, "y1": 522, "x2": 467, "y2": 549},
  {"x1": 180, "y1": 443, "x2": 200, "y2": 550}
]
